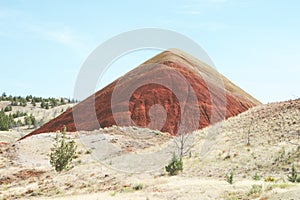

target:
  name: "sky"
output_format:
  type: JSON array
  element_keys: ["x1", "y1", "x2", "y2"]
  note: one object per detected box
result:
[{"x1": 0, "y1": 0, "x2": 299, "y2": 103}]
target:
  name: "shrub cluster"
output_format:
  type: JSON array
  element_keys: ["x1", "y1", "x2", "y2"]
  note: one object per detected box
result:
[
  {"x1": 0, "y1": 109, "x2": 36, "y2": 130},
  {"x1": 0, "y1": 109, "x2": 15, "y2": 131}
]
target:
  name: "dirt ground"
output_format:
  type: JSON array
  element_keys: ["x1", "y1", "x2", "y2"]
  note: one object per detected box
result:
[{"x1": 1, "y1": 99, "x2": 300, "y2": 199}]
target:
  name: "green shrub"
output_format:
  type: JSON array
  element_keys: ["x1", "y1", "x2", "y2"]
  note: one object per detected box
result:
[
  {"x1": 50, "y1": 126, "x2": 77, "y2": 172},
  {"x1": 4, "y1": 105, "x2": 12, "y2": 112},
  {"x1": 20, "y1": 99, "x2": 27, "y2": 107},
  {"x1": 16, "y1": 119, "x2": 23, "y2": 127},
  {"x1": 165, "y1": 153, "x2": 183, "y2": 176},
  {"x1": 85, "y1": 149, "x2": 92, "y2": 154},
  {"x1": 24, "y1": 114, "x2": 36, "y2": 128},
  {"x1": 288, "y1": 164, "x2": 300, "y2": 183},
  {"x1": 226, "y1": 171, "x2": 234, "y2": 184},
  {"x1": 41, "y1": 101, "x2": 45, "y2": 108},
  {"x1": 132, "y1": 183, "x2": 144, "y2": 191},
  {"x1": 252, "y1": 172, "x2": 261, "y2": 181},
  {"x1": 32, "y1": 99, "x2": 36, "y2": 106},
  {"x1": 60, "y1": 98, "x2": 66, "y2": 105},
  {"x1": 11, "y1": 101, "x2": 18, "y2": 106}
]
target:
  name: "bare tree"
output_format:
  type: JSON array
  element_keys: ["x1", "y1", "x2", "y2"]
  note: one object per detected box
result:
[
  {"x1": 174, "y1": 126, "x2": 195, "y2": 159},
  {"x1": 246, "y1": 118, "x2": 253, "y2": 146}
]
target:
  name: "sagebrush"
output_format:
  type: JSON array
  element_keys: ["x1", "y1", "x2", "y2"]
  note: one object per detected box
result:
[
  {"x1": 165, "y1": 153, "x2": 183, "y2": 176},
  {"x1": 50, "y1": 126, "x2": 77, "y2": 172},
  {"x1": 226, "y1": 171, "x2": 234, "y2": 184},
  {"x1": 288, "y1": 164, "x2": 300, "y2": 183}
]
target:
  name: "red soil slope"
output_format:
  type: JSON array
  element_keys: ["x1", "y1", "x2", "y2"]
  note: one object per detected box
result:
[{"x1": 20, "y1": 49, "x2": 261, "y2": 139}]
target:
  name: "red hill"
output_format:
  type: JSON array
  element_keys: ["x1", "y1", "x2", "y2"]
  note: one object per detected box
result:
[{"x1": 20, "y1": 49, "x2": 260, "y2": 139}]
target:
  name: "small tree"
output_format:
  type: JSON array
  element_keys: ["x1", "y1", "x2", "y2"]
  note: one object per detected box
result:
[
  {"x1": 24, "y1": 115, "x2": 32, "y2": 128},
  {"x1": 246, "y1": 119, "x2": 253, "y2": 146},
  {"x1": 11, "y1": 101, "x2": 18, "y2": 106},
  {"x1": 2, "y1": 92, "x2": 7, "y2": 98},
  {"x1": 165, "y1": 153, "x2": 183, "y2": 176},
  {"x1": 4, "y1": 105, "x2": 12, "y2": 112},
  {"x1": 32, "y1": 99, "x2": 36, "y2": 106},
  {"x1": 50, "y1": 98, "x2": 58, "y2": 108},
  {"x1": 50, "y1": 126, "x2": 77, "y2": 172},
  {"x1": 30, "y1": 114, "x2": 36, "y2": 128},
  {"x1": 60, "y1": 98, "x2": 66, "y2": 105},
  {"x1": 19, "y1": 98, "x2": 27, "y2": 107},
  {"x1": 24, "y1": 114, "x2": 36, "y2": 128},
  {"x1": 174, "y1": 126, "x2": 194, "y2": 159},
  {"x1": 41, "y1": 101, "x2": 45, "y2": 108},
  {"x1": 16, "y1": 119, "x2": 23, "y2": 127}
]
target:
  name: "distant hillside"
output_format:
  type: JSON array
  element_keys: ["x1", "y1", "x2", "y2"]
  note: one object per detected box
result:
[{"x1": 0, "y1": 93, "x2": 76, "y2": 132}]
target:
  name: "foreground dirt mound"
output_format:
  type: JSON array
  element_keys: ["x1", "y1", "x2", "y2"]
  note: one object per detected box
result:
[{"x1": 21, "y1": 49, "x2": 260, "y2": 139}]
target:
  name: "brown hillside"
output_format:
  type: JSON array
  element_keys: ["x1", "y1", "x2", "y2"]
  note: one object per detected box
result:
[{"x1": 20, "y1": 49, "x2": 260, "y2": 139}]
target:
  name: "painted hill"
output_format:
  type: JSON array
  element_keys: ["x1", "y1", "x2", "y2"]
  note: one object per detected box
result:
[{"x1": 21, "y1": 49, "x2": 260, "y2": 139}]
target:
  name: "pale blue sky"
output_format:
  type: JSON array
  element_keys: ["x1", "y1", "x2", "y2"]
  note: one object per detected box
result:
[{"x1": 0, "y1": 0, "x2": 299, "y2": 103}]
